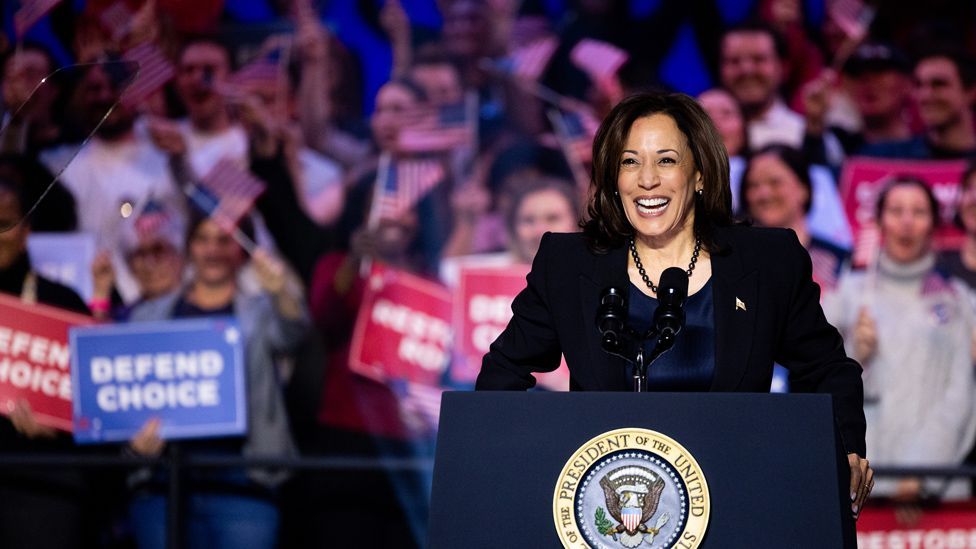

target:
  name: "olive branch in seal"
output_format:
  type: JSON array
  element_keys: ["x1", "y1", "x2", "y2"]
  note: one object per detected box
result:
[{"x1": 594, "y1": 507, "x2": 615, "y2": 536}]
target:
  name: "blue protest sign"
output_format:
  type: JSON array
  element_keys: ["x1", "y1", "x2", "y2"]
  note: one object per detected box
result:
[{"x1": 70, "y1": 317, "x2": 246, "y2": 444}]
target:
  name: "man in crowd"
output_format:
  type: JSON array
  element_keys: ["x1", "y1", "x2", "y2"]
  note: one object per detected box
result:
[
  {"x1": 45, "y1": 63, "x2": 185, "y2": 303},
  {"x1": 863, "y1": 50, "x2": 976, "y2": 159},
  {"x1": 801, "y1": 42, "x2": 916, "y2": 167},
  {"x1": 720, "y1": 21, "x2": 804, "y2": 150}
]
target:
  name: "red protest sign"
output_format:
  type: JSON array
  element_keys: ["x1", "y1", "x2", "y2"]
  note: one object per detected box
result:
[
  {"x1": 453, "y1": 265, "x2": 529, "y2": 384},
  {"x1": 857, "y1": 502, "x2": 976, "y2": 547},
  {"x1": 839, "y1": 157, "x2": 967, "y2": 267},
  {"x1": 453, "y1": 264, "x2": 569, "y2": 390},
  {"x1": 349, "y1": 264, "x2": 452, "y2": 387},
  {"x1": 0, "y1": 293, "x2": 93, "y2": 431}
]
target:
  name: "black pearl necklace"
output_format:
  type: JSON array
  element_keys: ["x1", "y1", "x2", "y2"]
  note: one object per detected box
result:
[{"x1": 629, "y1": 235, "x2": 701, "y2": 294}]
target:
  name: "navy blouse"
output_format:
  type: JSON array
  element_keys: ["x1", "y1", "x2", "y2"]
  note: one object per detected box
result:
[{"x1": 627, "y1": 278, "x2": 716, "y2": 391}]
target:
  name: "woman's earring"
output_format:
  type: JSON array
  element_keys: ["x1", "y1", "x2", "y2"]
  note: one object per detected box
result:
[{"x1": 696, "y1": 188, "x2": 703, "y2": 196}]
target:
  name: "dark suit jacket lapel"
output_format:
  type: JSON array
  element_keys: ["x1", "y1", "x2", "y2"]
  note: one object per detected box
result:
[
  {"x1": 578, "y1": 243, "x2": 631, "y2": 390},
  {"x1": 710, "y1": 228, "x2": 758, "y2": 391}
]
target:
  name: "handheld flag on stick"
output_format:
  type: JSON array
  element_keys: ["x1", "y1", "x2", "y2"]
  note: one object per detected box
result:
[
  {"x1": 184, "y1": 158, "x2": 266, "y2": 254},
  {"x1": 397, "y1": 102, "x2": 475, "y2": 153},
  {"x1": 372, "y1": 158, "x2": 446, "y2": 221},
  {"x1": 98, "y1": 1, "x2": 135, "y2": 42},
  {"x1": 120, "y1": 42, "x2": 175, "y2": 109},
  {"x1": 570, "y1": 38, "x2": 629, "y2": 83},
  {"x1": 13, "y1": 0, "x2": 62, "y2": 39},
  {"x1": 219, "y1": 49, "x2": 285, "y2": 98},
  {"x1": 498, "y1": 36, "x2": 558, "y2": 80},
  {"x1": 828, "y1": 0, "x2": 877, "y2": 71}
]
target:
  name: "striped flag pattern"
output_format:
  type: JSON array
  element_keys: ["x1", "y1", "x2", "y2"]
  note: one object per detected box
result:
[
  {"x1": 829, "y1": 0, "x2": 875, "y2": 40},
  {"x1": 501, "y1": 36, "x2": 558, "y2": 80},
  {"x1": 218, "y1": 50, "x2": 284, "y2": 97},
  {"x1": 621, "y1": 508, "x2": 641, "y2": 532},
  {"x1": 397, "y1": 102, "x2": 474, "y2": 153},
  {"x1": 194, "y1": 158, "x2": 267, "y2": 232},
  {"x1": 808, "y1": 248, "x2": 841, "y2": 291},
  {"x1": 374, "y1": 159, "x2": 445, "y2": 220},
  {"x1": 852, "y1": 222, "x2": 880, "y2": 268},
  {"x1": 120, "y1": 42, "x2": 175, "y2": 109},
  {"x1": 13, "y1": 0, "x2": 62, "y2": 38},
  {"x1": 398, "y1": 381, "x2": 444, "y2": 432},
  {"x1": 98, "y1": 1, "x2": 134, "y2": 42},
  {"x1": 133, "y1": 199, "x2": 171, "y2": 242},
  {"x1": 570, "y1": 38, "x2": 629, "y2": 82}
]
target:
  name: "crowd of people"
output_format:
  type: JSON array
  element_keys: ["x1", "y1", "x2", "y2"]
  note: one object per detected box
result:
[{"x1": 1, "y1": 0, "x2": 975, "y2": 547}]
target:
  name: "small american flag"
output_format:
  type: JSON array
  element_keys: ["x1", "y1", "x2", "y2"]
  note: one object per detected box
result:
[
  {"x1": 133, "y1": 199, "x2": 170, "y2": 241},
  {"x1": 374, "y1": 159, "x2": 445, "y2": 220},
  {"x1": 120, "y1": 42, "x2": 175, "y2": 109},
  {"x1": 219, "y1": 49, "x2": 284, "y2": 97},
  {"x1": 852, "y1": 223, "x2": 880, "y2": 268},
  {"x1": 500, "y1": 36, "x2": 558, "y2": 80},
  {"x1": 397, "y1": 102, "x2": 474, "y2": 153},
  {"x1": 13, "y1": 0, "x2": 62, "y2": 38},
  {"x1": 98, "y1": 1, "x2": 134, "y2": 42},
  {"x1": 191, "y1": 158, "x2": 266, "y2": 232},
  {"x1": 921, "y1": 271, "x2": 955, "y2": 297},
  {"x1": 395, "y1": 380, "x2": 444, "y2": 432},
  {"x1": 808, "y1": 248, "x2": 841, "y2": 291},
  {"x1": 570, "y1": 38, "x2": 629, "y2": 82},
  {"x1": 829, "y1": 0, "x2": 876, "y2": 40}
]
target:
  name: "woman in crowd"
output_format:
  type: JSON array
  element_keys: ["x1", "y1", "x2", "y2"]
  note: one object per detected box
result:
[
  {"x1": 740, "y1": 144, "x2": 850, "y2": 292},
  {"x1": 0, "y1": 178, "x2": 106, "y2": 549},
  {"x1": 825, "y1": 177, "x2": 976, "y2": 502},
  {"x1": 89, "y1": 200, "x2": 185, "y2": 320},
  {"x1": 938, "y1": 162, "x2": 976, "y2": 288},
  {"x1": 125, "y1": 211, "x2": 307, "y2": 549},
  {"x1": 698, "y1": 88, "x2": 747, "y2": 213},
  {"x1": 441, "y1": 174, "x2": 580, "y2": 390},
  {"x1": 937, "y1": 162, "x2": 976, "y2": 492},
  {"x1": 477, "y1": 92, "x2": 872, "y2": 516},
  {"x1": 441, "y1": 173, "x2": 580, "y2": 280},
  {"x1": 292, "y1": 76, "x2": 447, "y2": 549}
]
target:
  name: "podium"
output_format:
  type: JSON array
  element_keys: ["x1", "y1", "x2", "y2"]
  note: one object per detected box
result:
[{"x1": 428, "y1": 392, "x2": 856, "y2": 548}]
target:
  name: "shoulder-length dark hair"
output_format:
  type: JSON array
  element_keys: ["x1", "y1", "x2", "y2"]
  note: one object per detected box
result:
[
  {"x1": 875, "y1": 175, "x2": 940, "y2": 228},
  {"x1": 740, "y1": 144, "x2": 813, "y2": 219},
  {"x1": 582, "y1": 92, "x2": 734, "y2": 253}
]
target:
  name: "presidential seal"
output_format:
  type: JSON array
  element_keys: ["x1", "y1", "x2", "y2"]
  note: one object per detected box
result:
[{"x1": 553, "y1": 428, "x2": 709, "y2": 548}]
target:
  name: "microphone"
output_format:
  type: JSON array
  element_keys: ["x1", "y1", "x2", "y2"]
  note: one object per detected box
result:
[
  {"x1": 653, "y1": 267, "x2": 688, "y2": 341},
  {"x1": 596, "y1": 287, "x2": 627, "y2": 353}
]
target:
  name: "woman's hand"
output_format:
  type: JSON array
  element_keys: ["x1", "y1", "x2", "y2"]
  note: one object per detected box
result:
[
  {"x1": 802, "y1": 69, "x2": 836, "y2": 136},
  {"x1": 252, "y1": 248, "x2": 288, "y2": 296},
  {"x1": 129, "y1": 418, "x2": 165, "y2": 457},
  {"x1": 853, "y1": 306, "x2": 877, "y2": 363},
  {"x1": 848, "y1": 453, "x2": 874, "y2": 519},
  {"x1": 253, "y1": 248, "x2": 304, "y2": 319},
  {"x1": 9, "y1": 399, "x2": 58, "y2": 439},
  {"x1": 91, "y1": 250, "x2": 115, "y2": 299},
  {"x1": 147, "y1": 116, "x2": 188, "y2": 156}
]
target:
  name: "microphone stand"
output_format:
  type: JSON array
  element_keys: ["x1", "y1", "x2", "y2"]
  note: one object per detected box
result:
[{"x1": 631, "y1": 330, "x2": 677, "y2": 393}]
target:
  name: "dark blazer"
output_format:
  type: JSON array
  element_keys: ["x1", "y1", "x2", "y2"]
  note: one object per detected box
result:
[{"x1": 476, "y1": 225, "x2": 867, "y2": 457}]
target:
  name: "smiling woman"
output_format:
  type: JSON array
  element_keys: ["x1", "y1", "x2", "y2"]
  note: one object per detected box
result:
[
  {"x1": 477, "y1": 91, "x2": 872, "y2": 521},
  {"x1": 824, "y1": 176, "x2": 976, "y2": 502}
]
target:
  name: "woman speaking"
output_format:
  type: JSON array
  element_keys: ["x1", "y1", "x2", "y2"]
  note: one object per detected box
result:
[{"x1": 475, "y1": 92, "x2": 873, "y2": 516}]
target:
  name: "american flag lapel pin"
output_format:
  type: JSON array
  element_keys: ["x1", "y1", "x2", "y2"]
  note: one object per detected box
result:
[{"x1": 735, "y1": 297, "x2": 747, "y2": 311}]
